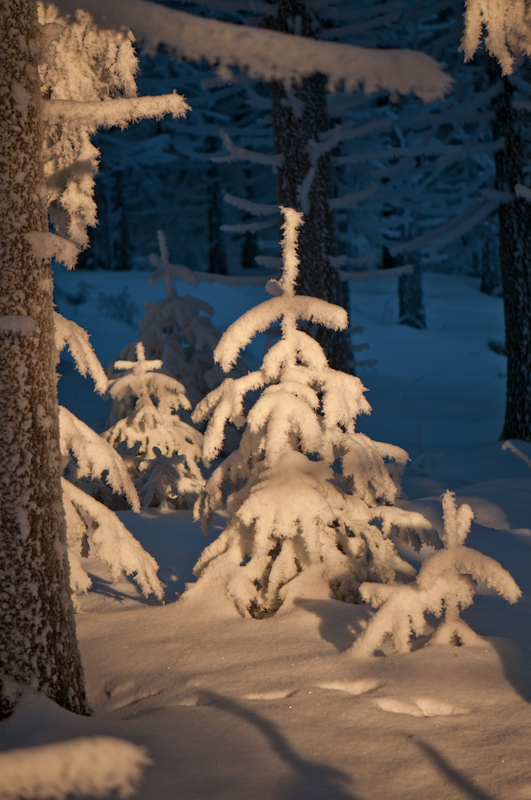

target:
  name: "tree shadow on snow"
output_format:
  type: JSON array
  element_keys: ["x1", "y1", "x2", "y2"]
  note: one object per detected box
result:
[
  {"x1": 417, "y1": 741, "x2": 494, "y2": 800},
  {"x1": 293, "y1": 598, "x2": 371, "y2": 653},
  {"x1": 86, "y1": 573, "x2": 163, "y2": 606},
  {"x1": 196, "y1": 690, "x2": 361, "y2": 800},
  {"x1": 489, "y1": 637, "x2": 531, "y2": 704}
]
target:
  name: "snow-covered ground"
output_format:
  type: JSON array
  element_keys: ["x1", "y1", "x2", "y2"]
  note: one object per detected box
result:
[{"x1": 2, "y1": 266, "x2": 531, "y2": 800}]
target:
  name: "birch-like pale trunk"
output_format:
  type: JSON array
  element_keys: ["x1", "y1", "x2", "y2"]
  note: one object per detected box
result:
[{"x1": 0, "y1": 0, "x2": 87, "y2": 718}]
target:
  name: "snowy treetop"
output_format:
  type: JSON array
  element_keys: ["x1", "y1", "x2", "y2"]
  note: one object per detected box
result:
[
  {"x1": 214, "y1": 207, "x2": 347, "y2": 374},
  {"x1": 55, "y1": 0, "x2": 452, "y2": 101}
]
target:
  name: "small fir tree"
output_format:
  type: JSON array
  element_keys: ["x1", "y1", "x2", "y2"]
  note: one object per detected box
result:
[
  {"x1": 190, "y1": 207, "x2": 435, "y2": 618},
  {"x1": 114, "y1": 231, "x2": 223, "y2": 406},
  {"x1": 354, "y1": 491, "x2": 521, "y2": 655},
  {"x1": 56, "y1": 314, "x2": 164, "y2": 603},
  {"x1": 105, "y1": 342, "x2": 204, "y2": 509}
]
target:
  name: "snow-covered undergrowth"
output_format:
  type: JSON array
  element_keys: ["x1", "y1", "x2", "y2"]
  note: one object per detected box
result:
[{"x1": 45, "y1": 261, "x2": 531, "y2": 800}]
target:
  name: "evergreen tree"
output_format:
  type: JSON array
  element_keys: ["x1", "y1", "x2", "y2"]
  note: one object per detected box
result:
[
  {"x1": 355, "y1": 491, "x2": 520, "y2": 654},
  {"x1": 190, "y1": 208, "x2": 435, "y2": 617}
]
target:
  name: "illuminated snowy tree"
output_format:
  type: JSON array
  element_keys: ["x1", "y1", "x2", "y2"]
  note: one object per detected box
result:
[
  {"x1": 354, "y1": 491, "x2": 521, "y2": 654},
  {"x1": 105, "y1": 343, "x2": 204, "y2": 509},
  {"x1": 191, "y1": 208, "x2": 435, "y2": 617}
]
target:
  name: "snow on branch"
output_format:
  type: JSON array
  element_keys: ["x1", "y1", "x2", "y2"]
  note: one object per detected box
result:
[
  {"x1": 55, "y1": 0, "x2": 452, "y2": 101},
  {"x1": 59, "y1": 407, "x2": 140, "y2": 512},
  {"x1": 0, "y1": 736, "x2": 150, "y2": 800},
  {"x1": 55, "y1": 313, "x2": 108, "y2": 393},
  {"x1": 461, "y1": 0, "x2": 531, "y2": 75},
  {"x1": 502, "y1": 439, "x2": 531, "y2": 469},
  {"x1": 62, "y1": 479, "x2": 165, "y2": 601},
  {"x1": 213, "y1": 132, "x2": 282, "y2": 167},
  {"x1": 42, "y1": 92, "x2": 190, "y2": 131},
  {"x1": 25, "y1": 232, "x2": 79, "y2": 270},
  {"x1": 224, "y1": 194, "x2": 278, "y2": 217}
]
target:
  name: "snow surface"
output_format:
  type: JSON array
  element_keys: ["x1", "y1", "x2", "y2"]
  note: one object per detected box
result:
[{"x1": 7, "y1": 264, "x2": 529, "y2": 799}]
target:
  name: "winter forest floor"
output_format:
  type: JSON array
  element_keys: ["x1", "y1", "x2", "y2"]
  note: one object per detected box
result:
[{"x1": 3, "y1": 266, "x2": 531, "y2": 800}]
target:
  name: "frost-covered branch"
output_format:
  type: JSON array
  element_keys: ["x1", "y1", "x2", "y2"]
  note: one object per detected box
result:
[
  {"x1": 55, "y1": 312, "x2": 107, "y2": 393},
  {"x1": 43, "y1": 92, "x2": 189, "y2": 130},
  {"x1": 461, "y1": 0, "x2": 531, "y2": 75},
  {"x1": 63, "y1": 479, "x2": 164, "y2": 601}
]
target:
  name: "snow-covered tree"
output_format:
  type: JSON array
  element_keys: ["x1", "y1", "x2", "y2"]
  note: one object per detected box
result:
[
  {"x1": 354, "y1": 491, "x2": 521, "y2": 655},
  {"x1": 105, "y1": 342, "x2": 204, "y2": 509},
  {"x1": 115, "y1": 231, "x2": 224, "y2": 405},
  {"x1": 190, "y1": 207, "x2": 435, "y2": 617}
]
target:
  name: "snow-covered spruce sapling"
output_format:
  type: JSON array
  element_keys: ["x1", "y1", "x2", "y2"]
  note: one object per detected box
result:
[
  {"x1": 56, "y1": 314, "x2": 164, "y2": 604},
  {"x1": 105, "y1": 342, "x2": 204, "y2": 509},
  {"x1": 353, "y1": 491, "x2": 521, "y2": 655},
  {"x1": 114, "y1": 230, "x2": 243, "y2": 406},
  {"x1": 190, "y1": 207, "x2": 435, "y2": 618}
]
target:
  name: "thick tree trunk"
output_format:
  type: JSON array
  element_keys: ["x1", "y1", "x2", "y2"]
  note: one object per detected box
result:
[
  {"x1": 490, "y1": 59, "x2": 531, "y2": 440},
  {"x1": 0, "y1": 0, "x2": 87, "y2": 718},
  {"x1": 267, "y1": 1, "x2": 352, "y2": 373}
]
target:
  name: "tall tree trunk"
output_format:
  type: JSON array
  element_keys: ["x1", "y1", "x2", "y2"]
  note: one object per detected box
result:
[
  {"x1": 0, "y1": 0, "x2": 87, "y2": 718},
  {"x1": 267, "y1": 1, "x2": 352, "y2": 373},
  {"x1": 490, "y1": 59, "x2": 531, "y2": 440}
]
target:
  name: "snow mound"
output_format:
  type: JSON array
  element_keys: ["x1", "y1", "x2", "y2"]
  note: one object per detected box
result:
[
  {"x1": 374, "y1": 697, "x2": 469, "y2": 717},
  {"x1": 0, "y1": 736, "x2": 150, "y2": 800}
]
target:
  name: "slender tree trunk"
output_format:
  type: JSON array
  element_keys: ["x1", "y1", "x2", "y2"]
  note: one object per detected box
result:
[
  {"x1": 0, "y1": 0, "x2": 87, "y2": 718},
  {"x1": 267, "y1": 1, "x2": 352, "y2": 373},
  {"x1": 398, "y1": 255, "x2": 426, "y2": 329},
  {"x1": 490, "y1": 59, "x2": 531, "y2": 440}
]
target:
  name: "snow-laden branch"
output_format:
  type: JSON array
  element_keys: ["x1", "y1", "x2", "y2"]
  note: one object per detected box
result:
[
  {"x1": 55, "y1": 0, "x2": 452, "y2": 101},
  {"x1": 42, "y1": 92, "x2": 189, "y2": 131},
  {"x1": 461, "y1": 0, "x2": 531, "y2": 75},
  {"x1": 213, "y1": 132, "x2": 282, "y2": 167},
  {"x1": 63, "y1": 479, "x2": 165, "y2": 601},
  {"x1": 224, "y1": 194, "x2": 278, "y2": 217},
  {"x1": 59, "y1": 407, "x2": 140, "y2": 512},
  {"x1": 55, "y1": 313, "x2": 108, "y2": 393}
]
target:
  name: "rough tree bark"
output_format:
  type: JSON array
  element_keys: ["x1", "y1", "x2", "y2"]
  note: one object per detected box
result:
[
  {"x1": 490, "y1": 59, "x2": 531, "y2": 440},
  {"x1": 267, "y1": 0, "x2": 352, "y2": 373},
  {"x1": 0, "y1": 0, "x2": 87, "y2": 718}
]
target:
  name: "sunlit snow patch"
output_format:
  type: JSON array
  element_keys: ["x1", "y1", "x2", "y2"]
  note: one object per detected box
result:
[
  {"x1": 316, "y1": 679, "x2": 380, "y2": 696},
  {"x1": 374, "y1": 697, "x2": 469, "y2": 717},
  {"x1": 242, "y1": 689, "x2": 295, "y2": 700}
]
